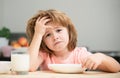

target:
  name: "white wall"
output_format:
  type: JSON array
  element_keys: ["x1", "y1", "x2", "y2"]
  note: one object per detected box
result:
[
  {"x1": 1, "y1": 0, "x2": 120, "y2": 51},
  {"x1": 0, "y1": 0, "x2": 3, "y2": 27}
]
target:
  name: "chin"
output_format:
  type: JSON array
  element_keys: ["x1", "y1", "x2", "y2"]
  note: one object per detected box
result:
[{"x1": 52, "y1": 46, "x2": 68, "y2": 52}]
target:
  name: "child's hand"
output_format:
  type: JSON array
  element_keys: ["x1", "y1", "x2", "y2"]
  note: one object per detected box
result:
[
  {"x1": 83, "y1": 53, "x2": 105, "y2": 70},
  {"x1": 35, "y1": 16, "x2": 51, "y2": 35}
]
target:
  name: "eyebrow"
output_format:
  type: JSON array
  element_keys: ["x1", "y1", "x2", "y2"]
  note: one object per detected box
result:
[
  {"x1": 46, "y1": 26, "x2": 64, "y2": 32},
  {"x1": 54, "y1": 26, "x2": 64, "y2": 28}
]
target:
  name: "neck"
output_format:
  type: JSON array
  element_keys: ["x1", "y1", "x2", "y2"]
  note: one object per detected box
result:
[{"x1": 53, "y1": 48, "x2": 71, "y2": 60}]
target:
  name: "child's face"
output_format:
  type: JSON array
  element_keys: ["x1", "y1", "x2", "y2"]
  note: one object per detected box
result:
[{"x1": 43, "y1": 23, "x2": 69, "y2": 52}]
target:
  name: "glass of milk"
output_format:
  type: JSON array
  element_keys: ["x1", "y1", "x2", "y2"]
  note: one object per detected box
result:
[{"x1": 11, "y1": 47, "x2": 29, "y2": 75}]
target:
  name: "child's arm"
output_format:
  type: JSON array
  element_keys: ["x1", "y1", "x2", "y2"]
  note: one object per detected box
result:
[
  {"x1": 28, "y1": 17, "x2": 51, "y2": 72},
  {"x1": 28, "y1": 32, "x2": 44, "y2": 72},
  {"x1": 83, "y1": 53, "x2": 120, "y2": 72}
]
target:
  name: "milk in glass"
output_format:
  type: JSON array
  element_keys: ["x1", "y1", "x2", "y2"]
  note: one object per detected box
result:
[{"x1": 11, "y1": 48, "x2": 29, "y2": 75}]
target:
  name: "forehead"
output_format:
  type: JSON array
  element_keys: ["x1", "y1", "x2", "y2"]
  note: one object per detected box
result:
[
  {"x1": 46, "y1": 25, "x2": 63, "y2": 32},
  {"x1": 45, "y1": 23, "x2": 66, "y2": 32},
  {"x1": 46, "y1": 23, "x2": 62, "y2": 30},
  {"x1": 46, "y1": 22, "x2": 61, "y2": 27},
  {"x1": 46, "y1": 20, "x2": 67, "y2": 28},
  {"x1": 45, "y1": 21, "x2": 68, "y2": 31}
]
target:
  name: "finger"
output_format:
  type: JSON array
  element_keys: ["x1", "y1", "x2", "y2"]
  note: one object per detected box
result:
[
  {"x1": 43, "y1": 19, "x2": 51, "y2": 25},
  {"x1": 36, "y1": 16, "x2": 48, "y2": 22},
  {"x1": 36, "y1": 17, "x2": 41, "y2": 22},
  {"x1": 84, "y1": 59, "x2": 91, "y2": 69},
  {"x1": 88, "y1": 62, "x2": 94, "y2": 70},
  {"x1": 82, "y1": 59, "x2": 87, "y2": 68},
  {"x1": 39, "y1": 17, "x2": 51, "y2": 25},
  {"x1": 92, "y1": 63, "x2": 98, "y2": 70},
  {"x1": 40, "y1": 16, "x2": 50, "y2": 21}
]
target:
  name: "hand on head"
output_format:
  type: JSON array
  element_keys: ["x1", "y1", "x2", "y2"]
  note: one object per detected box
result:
[{"x1": 35, "y1": 16, "x2": 52, "y2": 35}]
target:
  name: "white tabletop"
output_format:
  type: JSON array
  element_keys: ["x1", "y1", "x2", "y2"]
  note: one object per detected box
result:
[{"x1": 0, "y1": 71, "x2": 120, "y2": 78}]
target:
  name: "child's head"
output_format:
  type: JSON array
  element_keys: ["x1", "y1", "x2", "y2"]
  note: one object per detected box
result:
[{"x1": 26, "y1": 9, "x2": 77, "y2": 54}]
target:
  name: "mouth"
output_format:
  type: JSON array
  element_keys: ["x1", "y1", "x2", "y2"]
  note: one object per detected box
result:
[{"x1": 54, "y1": 41, "x2": 62, "y2": 46}]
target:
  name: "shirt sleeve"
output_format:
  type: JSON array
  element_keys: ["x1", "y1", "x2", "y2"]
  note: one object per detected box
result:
[{"x1": 77, "y1": 47, "x2": 92, "y2": 65}]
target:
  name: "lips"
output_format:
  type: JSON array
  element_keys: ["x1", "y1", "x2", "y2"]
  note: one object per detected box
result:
[{"x1": 54, "y1": 41, "x2": 62, "y2": 46}]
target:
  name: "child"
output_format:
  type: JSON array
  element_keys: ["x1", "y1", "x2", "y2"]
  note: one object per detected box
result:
[{"x1": 26, "y1": 9, "x2": 120, "y2": 73}]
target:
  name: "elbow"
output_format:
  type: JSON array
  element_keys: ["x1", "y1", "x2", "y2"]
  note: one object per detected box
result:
[
  {"x1": 98, "y1": 64, "x2": 120, "y2": 73},
  {"x1": 29, "y1": 69, "x2": 36, "y2": 72},
  {"x1": 29, "y1": 62, "x2": 41, "y2": 72},
  {"x1": 111, "y1": 64, "x2": 120, "y2": 73},
  {"x1": 109, "y1": 67, "x2": 120, "y2": 73},
  {"x1": 110, "y1": 69, "x2": 120, "y2": 73},
  {"x1": 29, "y1": 67, "x2": 38, "y2": 72},
  {"x1": 114, "y1": 67, "x2": 120, "y2": 73}
]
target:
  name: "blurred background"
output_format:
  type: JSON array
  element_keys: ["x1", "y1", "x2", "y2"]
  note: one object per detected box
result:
[{"x1": 0, "y1": 0, "x2": 120, "y2": 62}]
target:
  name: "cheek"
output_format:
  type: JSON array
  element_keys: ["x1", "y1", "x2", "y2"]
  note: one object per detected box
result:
[
  {"x1": 63, "y1": 31, "x2": 69, "y2": 41},
  {"x1": 65, "y1": 35, "x2": 69, "y2": 43},
  {"x1": 44, "y1": 38, "x2": 52, "y2": 47}
]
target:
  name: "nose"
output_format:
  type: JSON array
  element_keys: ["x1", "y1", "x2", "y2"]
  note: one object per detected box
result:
[{"x1": 53, "y1": 32, "x2": 59, "y2": 40}]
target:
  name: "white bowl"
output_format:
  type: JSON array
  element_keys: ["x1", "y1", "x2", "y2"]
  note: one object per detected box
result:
[
  {"x1": 48, "y1": 64, "x2": 86, "y2": 73},
  {"x1": 0, "y1": 61, "x2": 11, "y2": 73}
]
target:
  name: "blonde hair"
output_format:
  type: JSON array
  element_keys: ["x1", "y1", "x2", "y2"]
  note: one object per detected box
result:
[{"x1": 26, "y1": 9, "x2": 77, "y2": 54}]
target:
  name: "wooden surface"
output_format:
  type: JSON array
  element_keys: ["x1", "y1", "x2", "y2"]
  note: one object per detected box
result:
[{"x1": 0, "y1": 71, "x2": 120, "y2": 78}]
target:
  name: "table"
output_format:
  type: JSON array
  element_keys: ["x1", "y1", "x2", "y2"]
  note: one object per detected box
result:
[{"x1": 0, "y1": 71, "x2": 120, "y2": 78}]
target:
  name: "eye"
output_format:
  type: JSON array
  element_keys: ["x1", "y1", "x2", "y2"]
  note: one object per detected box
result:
[
  {"x1": 56, "y1": 29, "x2": 62, "y2": 32},
  {"x1": 45, "y1": 33, "x2": 51, "y2": 37}
]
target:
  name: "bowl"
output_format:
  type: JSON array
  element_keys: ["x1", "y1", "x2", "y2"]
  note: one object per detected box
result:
[
  {"x1": 48, "y1": 64, "x2": 86, "y2": 73},
  {"x1": 0, "y1": 61, "x2": 11, "y2": 73}
]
